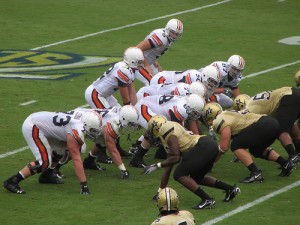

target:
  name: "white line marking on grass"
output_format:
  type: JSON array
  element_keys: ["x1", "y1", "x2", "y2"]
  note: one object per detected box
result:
[
  {"x1": 1, "y1": 60, "x2": 299, "y2": 160},
  {"x1": 202, "y1": 180, "x2": 300, "y2": 225},
  {"x1": 19, "y1": 100, "x2": 37, "y2": 106},
  {"x1": 0, "y1": 146, "x2": 29, "y2": 159},
  {"x1": 30, "y1": 0, "x2": 231, "y2": 50},
  {"x1": 242, "y1": 60, "x2": 300, "y2": 80}
]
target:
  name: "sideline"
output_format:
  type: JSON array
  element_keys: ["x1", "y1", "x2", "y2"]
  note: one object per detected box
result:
[
  {"x1": 30, "y1": 0, "x2": 231, "y2": 50},
  {"x1": 1, "y1": 60, "x2": 299, "y2": 160},
  {"x1": 202, "y1": 180, "x2": 300, "y2": 225}
]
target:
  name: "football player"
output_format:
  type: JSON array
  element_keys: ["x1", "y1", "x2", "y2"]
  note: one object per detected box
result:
[
  {"x1": 135, "y1": 18, "x2": 183, "y2": 85},
  {"x1": 130, "y1": 94, "x2": 206, "y2": 168},
  {"x1": 80, "y1": 105, "x2": 140, "y2": 179},
  {"x1": 151, "y1": 187, "x2": 195, "y2": 225},
  {"x1": 202, "y1": 102, "x2": 296, "y2": 183},
  {"x1": 144, "y1": 115, "x2": 240, "y2": 209},
  {"x1": 200, "y1": 55, "x2": 245, "y2": 109},
  {"x1": 3, "y1": 110, "x2": 102, "y2": 194},
  {"x1": 246, "y1": 86, "x2": 300, "y2": 163},
  {"x1": 85, "y1": 47, "x2": 145, "y2": 160}
]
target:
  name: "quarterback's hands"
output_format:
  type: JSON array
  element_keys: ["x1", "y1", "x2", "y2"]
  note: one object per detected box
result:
[
  {"x1": 144, "y1": 163, "x2": 159, "y2": 175},
  {"x1": 80, "y1": 182, "x2": 90, "y2": 195},
  {"x1": 223, "y1": 88, "x2": 233, "y2": 98},
  {"x1": 120, "y1": 170, "x2": 130, "y2": 180}
]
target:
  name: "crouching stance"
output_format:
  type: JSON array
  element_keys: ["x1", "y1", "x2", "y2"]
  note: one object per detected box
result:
[
  {"x1": 143, "y1": 115, "x2": 240, "y2": 209},
  {"x1": 3, "y1": 110, "x2": 102, "y2": 194}
]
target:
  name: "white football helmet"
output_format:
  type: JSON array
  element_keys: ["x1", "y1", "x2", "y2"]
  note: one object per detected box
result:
[
  {"x1": 173, "y1": 83, "x2": 190, "y2": 96},
  {"x1": 81, "y1": 111, "x2": 102, "y2": 141},
  {"x1": 157, "y1": 187, "x2": 179, "y2": 212},
  {"x1": 123, "y1": 47, "x2": 144, "y2": 69},
  {"x1": 165, "y1": 19, "x2": 183, "y2": 41},
  {"x1": 119, "y1": 105, "x2": 140, "y2": 131},
  {"x1": 227, "y1": 55, "x2": 245, "y2": 78},
  {"x1": 184, "y1": 69, "x2": 201, "y2": 84},
  {"x1": 185, "y1": 94, "x2": 206, "y2": 120},
  {"x1": 200, "y1": 65, "x2": 220, "y2": 91},
  {"x1": 189, "y1": 81, "x2": 207, "y2": 98}
]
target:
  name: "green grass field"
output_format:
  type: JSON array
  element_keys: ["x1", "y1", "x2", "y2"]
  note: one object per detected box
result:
[{"x1": 0, "y1": 0, "x2": 300, "y2": 224}]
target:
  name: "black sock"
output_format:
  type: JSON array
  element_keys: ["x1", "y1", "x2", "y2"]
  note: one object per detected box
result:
[
  {"x1": 247, "y1": 163, "x2": 260, "y2": 173},
  {"x1": 16, "y1": 172, "x2": 24, "y2": 182},
  {"x1": 293, "y1": 140, "x2": 300, "y2": 154},
  {"x1": 284, "y1": 144, "x2": 296, "y2": 156},
  {"x1": 194, "y1": 187, "x2": 211, "y2": 200},
  {"x1": 276, "y1": 156, "x2": 287, "y2": 168},
  {"x1": 215, "y1": 180, "x2": 232, "y2": 191},
  {"x1": 135, "y1": 145, "x2": 149, "y2": 157}
]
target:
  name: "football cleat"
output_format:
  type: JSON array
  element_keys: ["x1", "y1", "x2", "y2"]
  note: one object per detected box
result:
[
  {"x1": 97, "y1": 155, "x2": 113, "y2": 164},
  {"x1": 128, "y1": 146, "x2": 139, "y2": 155},
  {"x1": 279, "y1": 160, "x2": 296, "y2": 177},
  {"x1": 83, "y1": 158, "x2": 106, "y2": 171},
  {"x1": 130, "y1": 156, "x2": 147, "y2": 168},
  {"x1": 192, "y1": 199, "x2": 216, "y2": 210},
  {"x1": 240, "y1": 170, "x2": 264, "y2": 183},
  {"x1": 224, "y1": 185, "x2": 241, "y2": 202},
  {"x1": 289, "y1": 154, "x2": 300, "y2": 164},
  {"x1": 3, "y1": 176, "x2": 25, "y2": 194},
  {"x1": 39, "y1": 170, "x2": 64, "y2": 184}
]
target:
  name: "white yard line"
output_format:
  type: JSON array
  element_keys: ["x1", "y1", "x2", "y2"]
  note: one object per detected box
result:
[
  {"x1": 30, "y1": 0, "x2": 232, "y2": 50},
  {"x1": 19, "y1": 100, "x2": 37, "y2": 106},
  {"x1": 202, "y1": 180, "x2": 300, "y2": 225}
]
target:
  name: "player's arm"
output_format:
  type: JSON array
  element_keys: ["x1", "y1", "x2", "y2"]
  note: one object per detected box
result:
[
  {"x1": 136, "y1": 39, "x2": 155, "y2": 74},
  {"x1": 127, "y1": 83, "x2": 137, "y2": 105},
  {"x1": 185, "y1": 120, "x2": 199, "y2": 134},
  {"x1": 67, "y1": 134, "x2": 87, "y2": 183},
  {"x1": 119, "y1": 86, "x2": 131, "y2": 105},
  {"x1": 102, "y1": 126, "x2": 123, "y2": 167},
  {"x1": 231, "y1": 87, "x2": 240, "y2": 98},
  {"x1": 218, "y1": 126, "x2": 231, "y2": 155}
]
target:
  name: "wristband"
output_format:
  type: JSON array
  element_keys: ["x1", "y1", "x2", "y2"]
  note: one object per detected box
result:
[
  {"x1": 218, "y1": 145, "x2": 226, "y2": 154},
  {"x1": 157, "y1": 162, "x2": 162, "y2": 168}
]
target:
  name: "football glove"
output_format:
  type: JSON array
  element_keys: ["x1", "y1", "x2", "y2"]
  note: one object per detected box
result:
[
  {"x1": 223, "y1": 88, "x2": 233, "y2": 98},
  {"x1": 209, "y1": 127, "x2": 218, "y2": 141},
  {"x1": 144, "y1": 164, "x2": 159, "y2": 175},
  {"x1": 120, "y1": 170, "x2": 130, "y2": 180},
  {"x1": 80, "y1": 182, "x2": 90, "y2": 195}
]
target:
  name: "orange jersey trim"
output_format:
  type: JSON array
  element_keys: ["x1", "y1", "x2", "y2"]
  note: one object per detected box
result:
[
  {"x1": 107, "y1": 122, "x2": 118, "y2": 139},
  {"x1": 72, "y1": 129, "x2": 84, "y2": 146},
  {"x1": 117, "y1": 69, "x2": 130, "y2": 83},
  {"x1": 32, "y1": 125, "x2": 49, "y2": 169},
  {"x1": 141, "y1": 104, "x2": 152, "y2": 122},
  {"x1": 158, "y1": 76, "x2": 166, "y2": 84},
  {"x1": 151, "y1": 33, "x2": 163, "y2": 46},
  {"x1": 92, "y1": 89, "x2": 106, "y2": 109},
  {"x1": 173, "y1": 106, "x2": 184, "y2": 122},
  {"x1": 139, "y1": 67, "x2": 153, "y2": 83}
]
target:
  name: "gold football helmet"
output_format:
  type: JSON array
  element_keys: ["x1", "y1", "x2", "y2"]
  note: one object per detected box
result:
[
  {"x1": 294, "y1": 70, "x2": 300, "y2": 87},
  {"x1": 201, "y1": 102, "x2": 223, "y2": 127},
  {"x1": 233, "y1": 94, "x2": 250, "y2": 111},
  {"x1": 148, "y1": 115, "x2": 167, "y2": 137},
  {"x1": 157, "y1": 187, "x2": 179, "y2": 212}
]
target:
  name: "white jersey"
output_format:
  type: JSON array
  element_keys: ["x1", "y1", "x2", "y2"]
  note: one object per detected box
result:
[
  {"x1": 29, "y1": 110, "x2": 85, "y2": 143},
  {"x1": 210, "y1": 61, "x2": 242, "y2": 88},
  {"x1": 22, "y1": 110, "x2": 87, "y2": 167},
  {"x1": 91, "y1": 61, "x2": 135, "y2": 97},
  {"x1": 150, "y1": 70, "x2": 200, "y2": 85},
  {"x1": 136, "y1": 83, "x2": 190, "y2": 101},
  {"x1": 143, "y1": 28, "x2": 173, "y2": 66},
  {"x1": 135, "y1": 95, "x2": 189, "y2": 129},
  {"x1": 76, "y1": 107, "x2": 121, "y2": 145}
]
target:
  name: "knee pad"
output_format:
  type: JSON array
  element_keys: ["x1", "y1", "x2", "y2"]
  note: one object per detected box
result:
[{"x1": 27, "y1": 161, "x2": 42, "y2": 175}]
